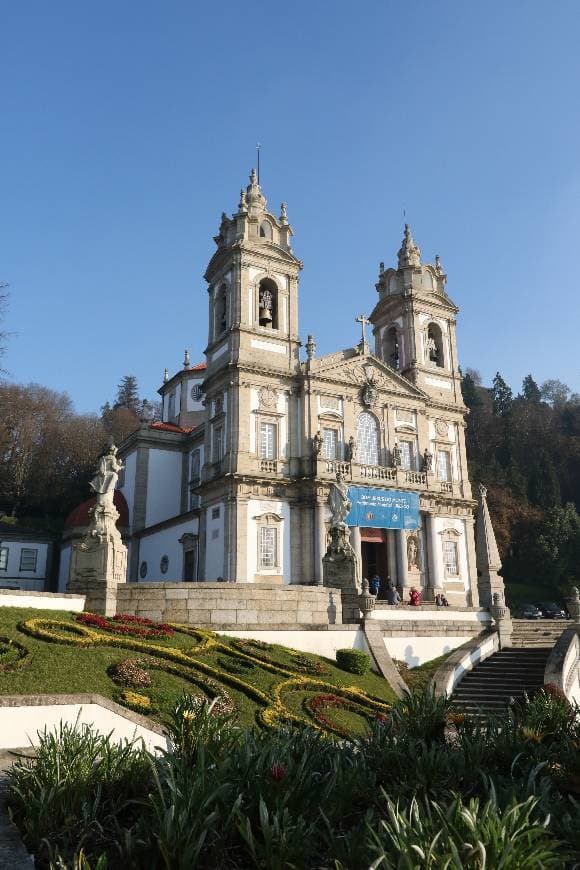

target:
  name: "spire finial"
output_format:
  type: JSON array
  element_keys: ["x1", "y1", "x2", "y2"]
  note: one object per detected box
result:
[
  {"x1": 279, "y1": 202, "x2": 288, "y2": 225},
  {"x1": 306, "y1": 334, "x2": 316, "y2": 360},
  {"x1": 163, "y1": 367, "x2": 169, "y2": 383},
  {"x1": 397, "y1": 223, "x2": 421, "y2": 269},
  {"x1": 238, "y1": 187, "x2": 247, "y2": 213},
  {"x1": 183, "y1": 349, "x2": 190, "y2": 368}
]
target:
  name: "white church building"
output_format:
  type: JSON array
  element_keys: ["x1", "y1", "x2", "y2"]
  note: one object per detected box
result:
[{"x1": 60, "y1": 169, "x2": 485, "y2": 607}]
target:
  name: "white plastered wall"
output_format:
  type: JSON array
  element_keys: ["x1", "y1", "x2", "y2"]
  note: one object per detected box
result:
[
  {"x1": 216, "y1": 628, "x2": 374, "y2": 666},
  {"x1": 137, "y1": 517, "x2": 199, "y2": 582},
  {"x1": 384, "y1": 635, "x2": 474, "y2": 668},
  {"x1": 0, "y1": 541, "x2": 49, "y2": 590},
  {"x1": 434, "y1": 516, "x2": 470, "y2": 593},
  {"x1": 246, "y1": 499, "x2": 291, "y2": 583},
  {"x1": 145, "y1": 449, "x2": 183, "y2": 527},
  {"x1": 0, "y1": 703, "x2": 168, "y2": 753},
  {"x1": 119, "y1": 450, "x2": 136, "y2": 528},
  {"x1": 57, "y1": 543, "x2": 72, "y2": 592}
]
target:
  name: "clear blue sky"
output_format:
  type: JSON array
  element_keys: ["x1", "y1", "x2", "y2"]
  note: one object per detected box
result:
[{"x1": 2, "y1": 1, "x2": 580, "y2": 413}]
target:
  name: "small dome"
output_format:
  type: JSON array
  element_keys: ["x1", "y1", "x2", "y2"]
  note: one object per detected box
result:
[{"x1": 64, "y1": 490, "x2": 129, "y2": 530}]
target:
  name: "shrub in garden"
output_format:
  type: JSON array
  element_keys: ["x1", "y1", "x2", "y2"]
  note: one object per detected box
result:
[
  {"x1": 109, "y1": 658, "x2": 152, "y2": 688},
  {"x1": 336, "y1": 647, "x2": 370, "y2": 675},
  {"x1": 119, "y1": 690, "x2": 154, "y2": 715},
  {"x1": 8, "y1": 686, "x2": 580, "y2": 868},
  {"x1": 7, "y1": 722, "x2": 151, "y2": 867}
]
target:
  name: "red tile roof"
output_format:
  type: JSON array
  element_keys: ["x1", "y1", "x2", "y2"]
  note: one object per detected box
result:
[
  {"x1": 189, "y1": 361, "x2": 207, "y2": 372},
  {"x1": 64, "y1": 490, "x2": 129, "y2": 530},
  {"x1": 150, "y1": 421, "x2": 194, "y2": 434}
]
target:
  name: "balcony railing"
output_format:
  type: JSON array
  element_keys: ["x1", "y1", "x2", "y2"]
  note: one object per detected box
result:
[
  {"x1": 259, "y1": 459, "x2": 278, "y2": 474},
  {"x1": 359, "y1": 464, "x2": 397, "y2": 482}
]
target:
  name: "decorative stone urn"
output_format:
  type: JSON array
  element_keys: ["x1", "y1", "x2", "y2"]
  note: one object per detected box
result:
[
  {"x1": 567, "y1": 587, "x2": 580, "y2": 624},
  {"x1": 358, "y1": 577, "x2": 376, "y2": 618}
]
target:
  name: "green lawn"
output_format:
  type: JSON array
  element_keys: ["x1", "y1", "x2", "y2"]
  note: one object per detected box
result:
[{"x1": 0, "y1": 607, "x2": 396, "y2": 736}]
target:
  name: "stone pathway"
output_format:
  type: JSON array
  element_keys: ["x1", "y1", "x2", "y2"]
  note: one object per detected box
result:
[{"x1": 0, "y1": 750, "x2": 34, "y2": 868}]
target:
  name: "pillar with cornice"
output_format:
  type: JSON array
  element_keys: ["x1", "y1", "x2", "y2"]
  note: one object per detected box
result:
[
  {"x1": 396, "y1": 529, "x2": 409, "y2": 594},
  {"x1": 426, "y1": 512, "x2": 444, "y2": 596}
]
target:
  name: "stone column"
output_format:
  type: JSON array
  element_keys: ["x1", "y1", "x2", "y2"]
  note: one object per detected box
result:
[
  {"x1": 350, "y1": 526, "x2": 362, "y2": 575},
  {"x1": 396, "y1": 529, "x2": 409, "y2": 594},
  {"x1": 314, "y1": 502, "x2": 327, "y2": 584},
  {"x1": 426, "y1": 513, "x2": 444, "y2": 596},
  {"x1": 386, "y1": 529, "x2": 398, "y2": 586},
  {"x1": 464, "y1": 514, "x2": 479, "y2": 607}
]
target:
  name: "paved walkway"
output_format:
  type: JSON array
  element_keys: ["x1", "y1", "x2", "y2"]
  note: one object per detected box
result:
[{"x1": 0, "y1": 750, "x2": 34, "y2": 868}]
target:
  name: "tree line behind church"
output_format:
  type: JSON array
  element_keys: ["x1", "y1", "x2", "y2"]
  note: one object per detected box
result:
[
  {"x1": 1, "y1": 355, "x2": 580, "y2": 601},
  {"x1": 0, "y1": 375, "x2": 158, "y2": 526},
  {"x1": 461, "y1": 369, "x2": 580, "y2": 600}
]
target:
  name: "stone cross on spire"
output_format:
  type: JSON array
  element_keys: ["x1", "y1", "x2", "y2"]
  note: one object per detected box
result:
[
  {"x1": 355, "y1": 314, "x2": 370, "y2": 355},
  {"x1": 397, "y1": 223, "x2": 421, "y2": 269}
]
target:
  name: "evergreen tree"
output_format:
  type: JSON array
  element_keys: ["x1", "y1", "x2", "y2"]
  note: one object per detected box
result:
[
  {"x1": 115, "y1": 375, "x2": 141, "y2": 412},
  {"x1": 491, "y1": 372, "x2": 513, "y2": 416},
  {"x1": 521, "y1": 374, "x2": 541, "y2": 403},
  {"x1": 461, "y1": 371, "x2": 482, "y2": 408}
]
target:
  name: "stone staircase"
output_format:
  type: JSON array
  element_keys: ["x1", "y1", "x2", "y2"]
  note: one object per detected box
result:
[
  {"x1": 452, "y1": 647, "x2": 550, "y2": 717},
  {"x1": 510, "y1": 619, "x2": 569, "y2": 647},
  {"x1": 451, "y1": 618, "x2": 570, "y2": 717}
]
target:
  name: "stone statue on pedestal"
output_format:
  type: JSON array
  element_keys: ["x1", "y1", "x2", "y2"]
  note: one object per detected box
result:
[
  {"x1": 68, "y1": 445, "x2": 128, "y2": 616},
  {"x1": 328, "y1": 472, "x2": 351, "y2": 527},
  {"x1": 323, "y1": 473, "x2": 361, "y2": 608}
]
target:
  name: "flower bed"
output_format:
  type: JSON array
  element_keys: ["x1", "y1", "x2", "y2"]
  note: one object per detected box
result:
[
  {"x1": 77, "y1": 612, "x2": 175, "y2": 639},
  {"x1": 109, "y1": 658, "x2": 152, "y2": 689},
  {"x1": 0, "y1": 636, "x2": 29, "y2": 672},
  {"x1": 19, "y1": 616, "x2": 392, "y2": 737}
]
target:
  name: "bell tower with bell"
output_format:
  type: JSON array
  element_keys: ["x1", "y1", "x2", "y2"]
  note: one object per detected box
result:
[
  {"x1": 203, "y1": 168, "x2": 303, "y2": 375},
  {"x1": 370, "y1": 225, "x2": 464, "y2": 407}
]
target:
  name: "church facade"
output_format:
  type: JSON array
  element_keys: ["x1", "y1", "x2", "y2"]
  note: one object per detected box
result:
[{"x1": 103, "y1": 170, "x2": 480, "y2": 607}]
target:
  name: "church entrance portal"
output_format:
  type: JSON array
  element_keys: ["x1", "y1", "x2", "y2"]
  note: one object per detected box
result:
[{"x1": 360, "y1": 528, "x2": 389, "y2": 598}]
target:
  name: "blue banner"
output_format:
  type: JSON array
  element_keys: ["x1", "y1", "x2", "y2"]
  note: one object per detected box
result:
[{"x1": 345, "y1": 487, "x2": 419, "y2": 530}]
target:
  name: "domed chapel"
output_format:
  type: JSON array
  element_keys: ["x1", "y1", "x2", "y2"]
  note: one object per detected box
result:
[{"x1": 59, "y1": 169, "x2": 489, "y2": 609}]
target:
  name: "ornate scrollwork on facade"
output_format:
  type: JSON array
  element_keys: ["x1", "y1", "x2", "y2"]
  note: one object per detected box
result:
[
  {"x1": 258, "y1": 386, "x2": 278, "y2": 410},
  {"x1": 436, "y1": 419, "x2": 449, "y2": 438}
]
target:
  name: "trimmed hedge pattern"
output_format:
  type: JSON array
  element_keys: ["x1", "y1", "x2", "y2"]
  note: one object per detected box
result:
[{"x1": 19, "y1": 616, "x2": 390, "y2": 735}]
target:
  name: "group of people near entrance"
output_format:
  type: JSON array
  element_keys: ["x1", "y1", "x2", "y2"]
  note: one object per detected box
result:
[{"x1": 369, "y1": 574, "x2": 449, "y2": 607}]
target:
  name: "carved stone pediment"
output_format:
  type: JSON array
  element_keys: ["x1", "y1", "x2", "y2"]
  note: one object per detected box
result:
[{"x1": 310, "y1": 353, "x2": 428, "y2": 401}]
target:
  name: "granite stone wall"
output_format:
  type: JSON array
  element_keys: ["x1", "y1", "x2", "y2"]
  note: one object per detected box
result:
[{"x1": 115, "y1": 582, "x2": 343, "y2": 630}]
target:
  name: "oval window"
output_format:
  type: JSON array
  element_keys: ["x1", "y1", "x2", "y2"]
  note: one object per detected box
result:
[
  {"x1": 160, "y1": 555, "x2": 169, "y2": 574},
  {"x1": 139, "y1": 561, "x2": 148, "y2": 579}
]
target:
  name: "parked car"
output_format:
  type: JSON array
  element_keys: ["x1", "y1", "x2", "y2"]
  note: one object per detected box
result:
[
  {"x1": 520, "y1": 603, "x2": 543, "y2": 619},
  {"x1": 539, "y1": 601, "x2": 568, "y2": 619}
]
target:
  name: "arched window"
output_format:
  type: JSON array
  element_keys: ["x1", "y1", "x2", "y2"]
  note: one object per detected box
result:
[
  {"x1": 356, "y1": 412, "x2": 379, "y2": 466},
  {"x1": 426, "y1": 323, "x2": 444, "y2": 368},
  {"x1": 215, "y1": 283, "x2": 227, "y2": 336},
  {"x1": 258, "y1": 278, "x2": 278, "y2": 329},
  {"x1": 259, "y1": 221, "x2": 272, "y2": 240},
  {"x1": 383, "y1": 326, "x2": 400, "y2": 370}
]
